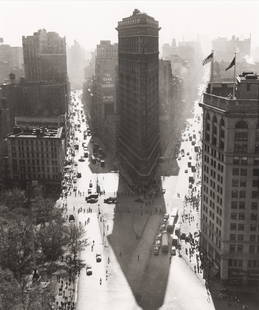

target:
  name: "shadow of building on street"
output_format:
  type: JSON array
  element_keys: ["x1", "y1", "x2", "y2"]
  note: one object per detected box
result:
[{"x1": 107, "y1": 176, "x2": 170, "y2": 310}]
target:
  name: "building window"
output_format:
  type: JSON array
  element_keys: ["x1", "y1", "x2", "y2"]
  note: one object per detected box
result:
[
  {"x1": 234, "y1": 127, "x2": 248, "y2": 153},
  {"x1": 233, "y1": 168, "x2": 239, "y2": 176},
  {"x1": 255, "y1": 130, "x2": 259, "y2": 153},
  {"x1": 237, "y1": 245, "x2": 243, "y2": 252},
  {"x1": 251, "y1": 202, "x2": 258, "y2": 210},
  {"x1": 231, "y1": 201, "x2": 238, "y2": 209},
  {"x1": 239, "y1": 191, "x2": 246, "y2": 199},
  {"x1": 232, "y1": 179, "x2": 239, "y2": 187},
  {"x1": 230, "y1": 234, "x2": 236, "y2": 241},
  {"x1": 230, "y1": 245, "x2": 235, "y2": 253},
  {"x1": 230, "y1": 223, "x2": 237, "y2": 230},
  {"x1": 240, "y1": 169, "x2": 247, "y2": 176},
  {"x1": 249, "y1": 245, "x2": 256, "y2": 253},
  {"x1": 252, "y1": 191, "x2": 259, "y2": 199},
  {"x1": 238, "y1": 224, "x2": 244, "y2": 231},
  {"x1": 239, "y1": 213, "x2": 245, "y2": 220},
  {"x1": 231, "y1": 213, "x2": 237, "y2": 220},
  {"x1": 239, "y1": 201, "x2": 245, "y2": 209},
  {"x1": 231, "y1": 190, "x2": 238, "y2": 198}
]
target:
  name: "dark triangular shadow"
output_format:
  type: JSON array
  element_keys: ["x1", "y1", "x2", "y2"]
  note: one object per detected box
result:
[{"x1": 108, "y1": 176, "x2": 170, "y2": 310}]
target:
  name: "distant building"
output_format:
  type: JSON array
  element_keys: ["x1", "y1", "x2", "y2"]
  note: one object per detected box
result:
[
  {"x1": 0, "y1": 78, "x2": 68, "y2": 123},
  {"x1": 200, "y1": 72, "x2": 259, "y2": 283},
  {"x1": 22, "y1": 29, "x2": 67, "y2": 83},
  {"x1": 0, "y1": 43, "x2": 23, "y2": 83},
  {"x1": 67, "y1": 40, "x2": 86, "y2": 89},
  {"x1": 212, "y1": 35, "x2": 251, "y2": 62},
  {"x1": 7, "y1": 126, "x2": 65, "y2": 184},
  {"x1": 93, "y1": 40, "x2": 117, "y2": 151},
  {"x1": 0, "y1": 94, "x2": 11, "y2": 188},
  {"x1": 116, "y1": 9, "x2": 160, "y2": 188},
  {"x1": 159, "y1": 59, "x2": 174, "y2": 154}
]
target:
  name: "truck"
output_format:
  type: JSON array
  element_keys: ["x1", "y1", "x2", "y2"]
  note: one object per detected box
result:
[{"x1": 161, "y1": 232, "x2": 169, "y2": 253}]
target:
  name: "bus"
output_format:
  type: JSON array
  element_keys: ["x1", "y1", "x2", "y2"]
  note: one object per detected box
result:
[{"x1": 161, "y1": 232, "x2": 169, "y2": 253}]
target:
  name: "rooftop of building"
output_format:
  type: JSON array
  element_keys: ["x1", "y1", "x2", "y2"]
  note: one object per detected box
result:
[
  {"x1": 201, "y1": 72, "x2": 259, "y2": 114},
  {"x1": 8, "y1": 126, "x2": 63, "y2": 139},
  {"x1": 117, "y1": 9, "x2": 159, "y2": 28}
]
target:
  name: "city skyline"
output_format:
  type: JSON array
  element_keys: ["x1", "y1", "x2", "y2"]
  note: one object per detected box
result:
[{"x1": 1, "y1": 0, "x2": 259, "y2": 54}]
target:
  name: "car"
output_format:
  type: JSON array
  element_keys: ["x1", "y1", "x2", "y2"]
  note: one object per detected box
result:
[
  {"x1": 88, "y1": 189, "x2": 92, "y2": 194},
  {"x1": 189, "y1": 156, "x2": 192, "y2": 160},
  {"x1": 73, "y1": 179, "x2": 77, "y2": 183},
  {"x1": 162, "y1": 218, "x2": 168, "y2": 224},
  {"x1": 186, "y1": 152, "x2": 190, "y2": 156},
  {"x1": 163, "y1": 214, "x2": 169, "y2": 220},
  {"x1": 156, "y1": 233, "x2": 162, "y2": 241},
  {"x1": 77, "y1": 172, "x2": 81, "y2": 178},
  {"x1": 155, "y1": 239, "x2": 161, "y2": 247},
  {"x1": 153, "y1": 245, "x2": 160, "y2": 255},
  {"x1": 85, "y1": 194, "x2": 99, "y2": 201},
  {"x1": 100, "y1": 160, "x2": 105, "y2": 167},
  {"x1": 160, "y1": 224, "x2": 166, "y2": 231},
  {"x1": 89, "y1": 181, "x2": 93, "y2": 188},
  {"x1": 84, "y1": 152, "x2": 89, "y2": 158},
  {"x1": 104, "y1": 197, "x2": 117, "y2": 204},
  {"x1": 73, "y1": 187, "x2": 77, "y2": 192},
  {"x1": 180, "y1": 233, "x2": 186, "y2": 240},
  {"x1": 171, "y1": 246, "x2": 176, "y2": 256},
  {"x1": 79, "y1": 157, "x2": 85, "y2": 162},
  {"x1": 68, "y1": 214, "x2": 75, "y2": 222},
  {"x1": 87, "y1": 198, "x2": 98, "y2": 204},
  {"x1": 178, "y1": 157, "x2": 181, "y2": 160},
  {"x1": 96, "y1": 254, "x2": 102, "y2": 263},
  {"x1": 184, "y1": 169, "x2": 188, "y2": 173},
  {"x1": 86, "y1": 266, "x2": 92, "y2": 276}
]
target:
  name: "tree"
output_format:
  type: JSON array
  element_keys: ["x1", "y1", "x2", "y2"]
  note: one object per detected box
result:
[{"x1": 0, "y1": 268, "x2": 20, "y2": 309}]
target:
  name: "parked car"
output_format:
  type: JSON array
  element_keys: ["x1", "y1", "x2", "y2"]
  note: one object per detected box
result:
[
  {"x1": 153, "y1": 245, "x2": 160, "y2": 256},
  {"x1": 68, "y1": 214, "x2": 75, "y2": 222},
  {"x1": 163, "y1": 214, "x2": 169, "y2": 220},
  {"x1": 96, "y1": 254, "x2": 102, "y2": 263},
  {"x1": 104, "y1": 197, "x2": 117, "y2": 204},
  {"x1": 86, "y1": 266, "x2": 92, "y2": 276},
  {"x1": 171, "y1": 246, "x2": 176, "y2": 256},
  {"x1": 155, "y1": 239, "x2": 161, "y2": 247}
]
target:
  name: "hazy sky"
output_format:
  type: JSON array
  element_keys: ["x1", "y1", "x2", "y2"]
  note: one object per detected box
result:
[{"x1": 1, "y1": 0, "x2": 259, "y2": 54}]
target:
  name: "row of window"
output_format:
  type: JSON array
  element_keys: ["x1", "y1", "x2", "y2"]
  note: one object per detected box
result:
[
  {"x1": 230, "y1": 234, "x2": 259, "y2": 242},
  {"x1": 230, "y1": 244, "x2": 259, "y2": 254},
  {"x1": 231, "y1": 201, "x2": 258, "y2": 210},
  {"x1": 230, "y1": 222, "x2": 259, "y2": 232}
]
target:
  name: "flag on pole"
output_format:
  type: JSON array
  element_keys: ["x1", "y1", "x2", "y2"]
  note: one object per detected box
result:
[
  {"x1": 202, "y1": 52, "x2": 213, "y2": 66},
  {"x1": 225, "y1": 56, "x2": 236, "y2": 71}
]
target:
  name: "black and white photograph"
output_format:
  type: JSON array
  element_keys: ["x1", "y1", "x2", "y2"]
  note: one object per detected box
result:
[{"x1": 0, "y1": 0, "x2": 259, "y2": 309}]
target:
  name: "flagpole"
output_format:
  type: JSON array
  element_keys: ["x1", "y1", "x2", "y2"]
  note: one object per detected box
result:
[
  {"x1": 233, "y1": 51, "x2": 237, "y2": 98},
  {"x1": 209, "y1": 50, "x2": 214, "y2": 94}
]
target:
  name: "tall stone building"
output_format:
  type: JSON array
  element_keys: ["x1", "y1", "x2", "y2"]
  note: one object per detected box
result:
[
  {"x1": 22, "y1": 29, "x2": 67, "y2": 83},
  {"x1": 94, "y1": 41, "x2": 117, "y2": 151},
  {"x1": 116, "y1": 9, "x2": 160, "y2": 188},
  {"x1": 200, "y1": 72, "x2": 259, "y2": 283}
]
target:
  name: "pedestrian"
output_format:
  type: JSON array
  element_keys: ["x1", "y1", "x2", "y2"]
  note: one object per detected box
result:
[
  {"x1": 108, "y1": 257, "x2": 110, "y2": 264},
  {"x1": 138, "y1": 255, "x2": 140, "y2": 261},
  {"x1": 99, "y1": 278, "x2": 102, "y2": 285}
]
